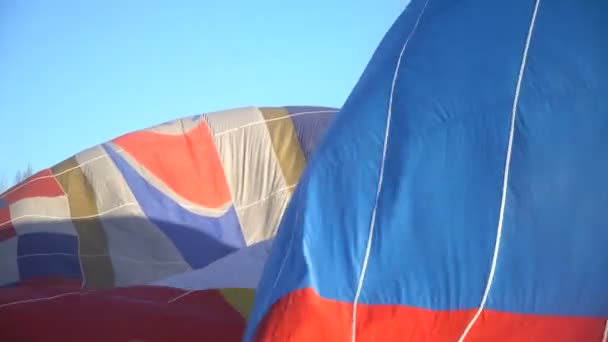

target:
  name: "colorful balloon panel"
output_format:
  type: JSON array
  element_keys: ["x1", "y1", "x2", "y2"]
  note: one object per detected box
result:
[{"x1": 0, "y1": 105, "x2": 337, "y2": 341}]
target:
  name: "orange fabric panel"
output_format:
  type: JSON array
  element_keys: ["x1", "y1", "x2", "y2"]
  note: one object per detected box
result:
[
  {"x1": 253, "y1": 288, "x2": 606, "y2": 342},
  {"x1": 112, "y1": 121, "x2": 231, "y2": 209}
]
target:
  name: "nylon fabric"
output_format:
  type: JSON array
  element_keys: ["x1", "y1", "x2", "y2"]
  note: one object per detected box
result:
[
  {"x1": 245, "y1": 0, "x2": 608, "y2": 340},
  {"x1": 0, "y1": 105, "x2": 336, "y2": 341}
]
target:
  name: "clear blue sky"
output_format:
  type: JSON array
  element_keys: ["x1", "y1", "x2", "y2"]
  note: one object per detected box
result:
[{"x1": 0, "y1": 0, "x2": 404, "y2": 185}]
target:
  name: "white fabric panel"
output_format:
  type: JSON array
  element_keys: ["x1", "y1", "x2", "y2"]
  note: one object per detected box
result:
[
  {"x1": 11, "y1": 196, "x2": 77, "y2": 236},
  {"x1": 205, "y1": 107, "x2": 288, "y2": 246},
  {"x1": 74, "y1": 146, "x2": 134, "y2": 209},
  {"x1": 237, "y1": 189, "x2": 291, "y2": 245}
]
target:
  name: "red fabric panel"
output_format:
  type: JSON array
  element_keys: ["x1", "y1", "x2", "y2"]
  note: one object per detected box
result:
[
  {"x1": 1, "y1": 169, "x2": 65, "y2": 204},
  {"x1": 0, "y1": 283, "x2": 246, "y2": 342},
  {"x1": 0, "y1": 207, "x2": 15, "y2": 241},
  {"x1": 253, "y1": 287, "x2": 606, "y2": 341},
  {"x1": 112, "y1": 121, "x2": 231, "y2": 209}
]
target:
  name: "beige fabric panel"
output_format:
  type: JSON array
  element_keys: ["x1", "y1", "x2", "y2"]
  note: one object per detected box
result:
[
  {"x1": 10, "y1": 196, "x2": 76, "y2": 236},
  {"x1": 237, "y1": 190, "x2": 292, "y2": 246},
  {"x1": 75, "y1": 145, "x2": 191, "y2": 286},
  {"x1": 144, "y1": 115, "x2": 205, "y2": 135},
  {"x1": 205, "y1": 106, "x2": 289, "y2": 245},
  {"x1": 100, "y1": 204, "x2": 192, "y2": 286},
  {"x1": 74, "y1": 146, "x2": 134, "y2": 209}
]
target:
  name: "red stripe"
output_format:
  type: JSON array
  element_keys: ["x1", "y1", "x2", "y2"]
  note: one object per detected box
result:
[
  {"x1": 1, "y1": 169, "x2": 65, "y2": 205},
  {"x1": 0, "y1": 283, "x2": 246, "y2": 342},
  {"x1": 112, "y1": 121, "x2": 232, "y2": 209},
  {"x1": 253, "y1": 288, "x2": 606, "y2": 341},
  {"x1": 0, "y1": 207, "x2": 15, "y2": 241},
  {"x1": 10, "y1": 276, "x2": 83, "y2": 288}
]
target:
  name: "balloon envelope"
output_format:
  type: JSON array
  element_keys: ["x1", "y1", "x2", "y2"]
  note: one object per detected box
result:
[
  {"x1": 245, "y1": 1, "x2": 608, "y2": 341},
  {"x1": 0, "y1": 105, "x2": 337, "y2": 341}
]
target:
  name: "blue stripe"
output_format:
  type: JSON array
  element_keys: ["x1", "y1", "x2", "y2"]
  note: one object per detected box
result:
[
  {"x1": 103, "y1": 144, "x2": 246, "y2": 270},
  {"x1": 17, "y1": 233, "x2": 82, "y2": 281}
]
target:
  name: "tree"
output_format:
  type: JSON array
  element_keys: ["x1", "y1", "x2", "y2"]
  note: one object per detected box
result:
[
  {"x1": 0, "y1": 175, "x2": 6, "y2": 194},
  {"x1": 0, "y1": 164, "x2": 35, "y2": 193},
  {"x1": 13, "y1": 164, "x2": 34, "y2": 184}
]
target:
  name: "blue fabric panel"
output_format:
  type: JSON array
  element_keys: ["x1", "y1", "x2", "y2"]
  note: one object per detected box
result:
[
  {"x1": 17, "y1": 232, "x2": 82, "y2": 280},
  {"x1": 245, "y1": 4, "x2": 430, "y2": 339},
  {"x1": 358, "y1": 0, "x2": 533, "y2": 310},
  {"x1": 246, "y1": 1, "x2": 608, "y2": 339},
  {"x1": 487, "y1": 0, "x2": 608, "y2": 316},
  {"x1": 103, "y1": 144, "x2": 246, "y2": 270}
]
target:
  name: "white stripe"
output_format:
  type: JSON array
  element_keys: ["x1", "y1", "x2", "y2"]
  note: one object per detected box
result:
[
  {"x1": 167, "y1": 290, "x2": 195, "y2": 304},
  {"x1": 271, "y1": 189, "x2": 303, "y2": 290},
  {"x1": 0, "y1": 109, "x2": 331, "y2": 230},
  {"x1": 0, "y1": 288, "x2": 187, "y2": 309},
  {"x1": 210, "y1": 109, "x2": 337, "y2": 137},
  {"x1": 15, "y1": 252, "x2": 188, "y2": 265},
  {"x1": 0, "y1": 202, "x2": 138, "y2": 229},
  {"x1": 0, "y1": 290, "x2": 94, "y2": 309},
  {"x1": 0, "y1": 184, "x2": 297, "y2": 231},
  {"x1": 0, "y1": 150, "x2": 123, "y2": 199},
  {"x1": 350, "y1": 1, "x2": 431, "y2": 341},
  {"x1": 457, "y1": 1, "x2": 541, "y2": 341},
  {"x1": 602, "y1": 321, "x2": 608, "y2": 342},
  {"x1": 0, "y1": 109, "x2": 336, "y2": 200}
]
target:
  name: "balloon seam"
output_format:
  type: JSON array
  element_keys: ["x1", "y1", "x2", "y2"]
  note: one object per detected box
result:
[
  {"x1": 350, "y1": 1, "x2": 432, "y2": 341},
  {"x1": 456, "y1": 0, "x2": 541, "y2": 340}
]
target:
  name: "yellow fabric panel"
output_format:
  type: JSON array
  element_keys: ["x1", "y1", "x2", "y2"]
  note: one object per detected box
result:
[
  {"x1": 52, "y1": 157, "x2": 115, "y2": 288},
  {"x1": 220, "y1": 287, "x2": 257, "y2": 319},
  {"x1": 259, "y1": 107, "x2": 307, "y2": 192}
]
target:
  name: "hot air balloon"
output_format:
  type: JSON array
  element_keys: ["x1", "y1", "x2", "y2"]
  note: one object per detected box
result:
[
  {"x1": 0, "y1": 105, "x2": 337, "y2": 341},
  {"x1": 245, "y1": 1, "x2": 608, "y2": 341}
]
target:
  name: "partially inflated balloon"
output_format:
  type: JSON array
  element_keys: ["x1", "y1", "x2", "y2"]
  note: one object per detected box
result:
[
  {"x1": 245, "y1": 1, "x2": 608, "y2": 341},
  {"x1": 0, "y1": 105, "x2": 336, "y2": 341}
]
